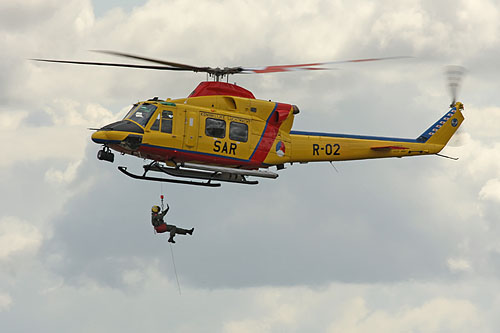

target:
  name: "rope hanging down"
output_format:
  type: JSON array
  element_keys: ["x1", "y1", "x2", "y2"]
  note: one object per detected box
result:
[
  {"x1": 158, "y1": 186, "x2": 182, "y2": 295},
  {"x1": 169, "y1": 243, "x2": 182, "y2": 295}
]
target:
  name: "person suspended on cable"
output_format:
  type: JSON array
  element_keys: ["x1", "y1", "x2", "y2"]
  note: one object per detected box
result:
[{"x1": 151, "y1": 204, "x2": 194, "y2": 243}]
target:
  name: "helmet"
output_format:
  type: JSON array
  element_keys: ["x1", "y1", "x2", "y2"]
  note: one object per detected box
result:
[{"x1": 152, "y1": 205, "x2": 160, "y2": 213}]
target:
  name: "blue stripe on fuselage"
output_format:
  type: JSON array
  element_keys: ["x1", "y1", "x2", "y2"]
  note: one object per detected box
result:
[{"x1": 290, "y1": 131, "x2": 418, "y2": 143}]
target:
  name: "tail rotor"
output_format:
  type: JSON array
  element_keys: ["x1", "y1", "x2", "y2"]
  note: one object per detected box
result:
[
  {"x1": 445, "y1": 65, "x2": 465, "y2": 107},
  {"x1": 444, "y1": 65, "x2": 467, "y2": 147}
]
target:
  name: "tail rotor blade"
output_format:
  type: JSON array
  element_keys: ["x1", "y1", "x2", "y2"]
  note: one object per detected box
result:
[{"x1": 445, "y1": 65, "x2": 466, "y2": 105}]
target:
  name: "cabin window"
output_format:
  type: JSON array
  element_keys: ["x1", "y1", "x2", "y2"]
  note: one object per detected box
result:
[
  {"x1": 126, "y1": 103, "x2": 157, "y2": 127},
  {"x1": 150, "y1": 114, "x2": 160, "y2": 131},
  {"x1": 229, "y1": 122, "x2": 248, "y2": 142},
  {"x1": 161, "y1": 110, "x2": 173, "y2": 133},
  {"x1": 205, "y1": 118, "x2": 226, "y2": 138}
]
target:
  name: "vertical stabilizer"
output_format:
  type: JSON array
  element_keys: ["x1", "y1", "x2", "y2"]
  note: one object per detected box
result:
[{"x1": 416, "y1": 102, "x2": 464, "y2": 148}]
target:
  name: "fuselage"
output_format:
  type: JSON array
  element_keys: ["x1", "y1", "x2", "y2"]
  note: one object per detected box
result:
[
  {"x1": 91, "y1": 81, "x2": 296, "y2": 169},
  {"x1": 91, "y1": 81, "x2": 464, "y2": 169}
]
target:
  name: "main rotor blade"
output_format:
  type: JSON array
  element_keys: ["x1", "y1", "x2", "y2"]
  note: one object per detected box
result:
[
  {"x1": 31, "y1": 58, "x2": 192, "y2": 71},
  {"x1": 243, "y1": 56, "x2": 412, "y2": 73},
  {"x1": 92, "y1": 50, "x2": 208, "y2": 72},
  {"x1": 33, "y1": 52, "x2": 412, "y2": 78}
]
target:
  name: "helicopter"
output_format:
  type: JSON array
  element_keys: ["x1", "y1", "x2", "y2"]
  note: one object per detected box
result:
[{"x1": 33, "y1": 51, "x2": 465, "y2": 187}]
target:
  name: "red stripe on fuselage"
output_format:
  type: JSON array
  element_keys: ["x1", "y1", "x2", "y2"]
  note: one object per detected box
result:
[
  {"x1": 249, "y1": 102, "x2": 291, "y2": 163},
  {"x1": 138, "y1": 144, "x2": 259, "y2": 168}
]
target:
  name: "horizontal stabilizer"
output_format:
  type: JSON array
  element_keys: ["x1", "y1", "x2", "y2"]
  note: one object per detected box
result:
[{"x1": 371, "y1": 145, "x2": 409, "y2": 151}]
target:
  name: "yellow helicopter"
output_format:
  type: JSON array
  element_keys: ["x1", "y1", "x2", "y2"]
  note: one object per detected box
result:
[{"x1": 33, "y1": 51, "x2": 465, "y2": 187}]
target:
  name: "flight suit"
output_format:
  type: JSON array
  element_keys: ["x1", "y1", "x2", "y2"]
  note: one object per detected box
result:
[{"x1": 151, "y1": 206, "x2": 192, "y2": 243}]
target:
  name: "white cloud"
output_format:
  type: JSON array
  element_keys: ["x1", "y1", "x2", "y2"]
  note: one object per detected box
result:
[
  {"x1": 479, "y1": 178, "x2": 500, "y2": 203},
  {"x1": 0, "y1": 111, "x2": 28, "y2": 130},
  {"x1": 0, "y1": 292, "x2": 12, "y2": 312},
  {"x1": 447, "y1": 257, "x2": 473, "y2": 273},
  {"x1": 328, "y1": 296, "x2": 481, "y2": 333},
  {"x1": 0, "y1": 217, "x2": 42, "y2": 260},
  {"x1": 1, "y1": 259, "x2": 493, "y2": 333},
  {"x1": 44, "y1": 99, "x2": 116, "y2": 128},
  {"x1": 0, "y1": 101, "x2": 117, "y2": 168},
  {"x1": 466, "y1": 105, "x2": 500, "y2": 139},
  {"x1": 223, "y1": 289, "x2": 300, "y2": 333},
  {"x1": 44, "y1": 160, "x2": 82, "y2": 184},
  {"x1": 0, "y1": 125, "x2": 87, "y2": 167},
  {"x1": 73, "y1": 2, "x2": 94, "y2": 35}
]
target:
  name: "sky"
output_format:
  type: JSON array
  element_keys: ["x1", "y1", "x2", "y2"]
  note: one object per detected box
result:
[{"x1": 1, "y1": 0, "x2": 500, "y2": 331}]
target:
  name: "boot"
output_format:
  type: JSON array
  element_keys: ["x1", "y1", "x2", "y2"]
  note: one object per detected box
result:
[
  {"x1": 188, "y1": 228, "x2": 194, "y2": 235},
  {"x1": 168, "y1": 237, "x2": 176, "y2": 243}
]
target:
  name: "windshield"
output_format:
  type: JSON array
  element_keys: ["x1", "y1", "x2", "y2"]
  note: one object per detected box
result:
[
  {"x1": 123, "y1": 104, "x2": 138, "y2": 119},
  {"x1": 125, "y1": 103, "x2": 157, "y2": 127}
]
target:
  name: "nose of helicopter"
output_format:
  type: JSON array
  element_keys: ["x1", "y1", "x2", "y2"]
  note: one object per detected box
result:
[
  {"x1": 91, "y1": 130, "x2": 110, "y2": 144},
  {"x1": 91, "y1": 129, "x2": 130, "y2": 144},
  {"x1": 91, "y1": 124, "x2": 144, "y2": 154}
]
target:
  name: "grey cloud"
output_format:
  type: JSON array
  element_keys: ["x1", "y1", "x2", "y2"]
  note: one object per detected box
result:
[
  {"x1": 0, "y1": 2, "x2": 60, "y2": 32},
  {"x1": 2, "y1": 0, "x2": 500, "y2": 331},
  {"x1": 42, "y1": 144, "x2": 461, "y2": 289}
]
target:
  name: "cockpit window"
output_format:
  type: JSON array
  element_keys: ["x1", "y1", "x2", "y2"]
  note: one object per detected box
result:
[
  {"x1": 126, "y1": 103, "x2": 157, "y2": 127},
  {"x1": 123, "y1": 104, "x2": 139, "y2": 119}
]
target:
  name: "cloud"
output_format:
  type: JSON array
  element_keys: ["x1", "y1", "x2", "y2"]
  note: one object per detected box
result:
[
  {"x1": 327, "y1": 296, "x2": 481, "y2": 333},
  {"x1": 0, "y1": 293, "x2": 12, "y2": 312},
  {"x1": 0, "y1": 100, "x2": 116, "y2": 168},
  {"x1": 2, "y1": 0, "x2": 500, "y2": 331},
  {"x1": 1, "y1": 262, "x2": 493, "y2": 333},
  {"x1": 44, "y1": 160, "x2": 82, "y2": 184},
  {"x1": 9, "y1": 0, "x2": 495, "y2": 292},
  {"x1": 0, "y1": 111, "x2": 28, "y2": 130},
  {"x1": 44, "y1": 99, "x2": 116, "y2": 128},
  {"x1": 0, "y1": 217, "x2": 42, "y2": 260},
  {"x1": 447, "y1": 257, "x2": 473, "y2": 273},
  {"x1": 479, "y1": 178, "x2": 500, "y2": 203}
]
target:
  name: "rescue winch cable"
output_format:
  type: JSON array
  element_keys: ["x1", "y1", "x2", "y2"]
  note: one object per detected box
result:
[
  {"x1": 159, "y1": 189, "x2": 182, "y2": 295},
  {"x1": 169, "y1": 243, "x2": 182, "y2": 295}
]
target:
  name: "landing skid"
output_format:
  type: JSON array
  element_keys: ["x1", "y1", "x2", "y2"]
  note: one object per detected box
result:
[
  {"x1": 118, "y1": 161, "x2": 261, "y2": 187},
  {"x1": 118, "y1": 166, "x2": 221, "y2": 187}
]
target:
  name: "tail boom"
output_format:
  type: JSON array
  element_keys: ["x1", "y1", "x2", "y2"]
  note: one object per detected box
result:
[{"x1": 288, "y1": 102, "x2": 464, "y2": 163}]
